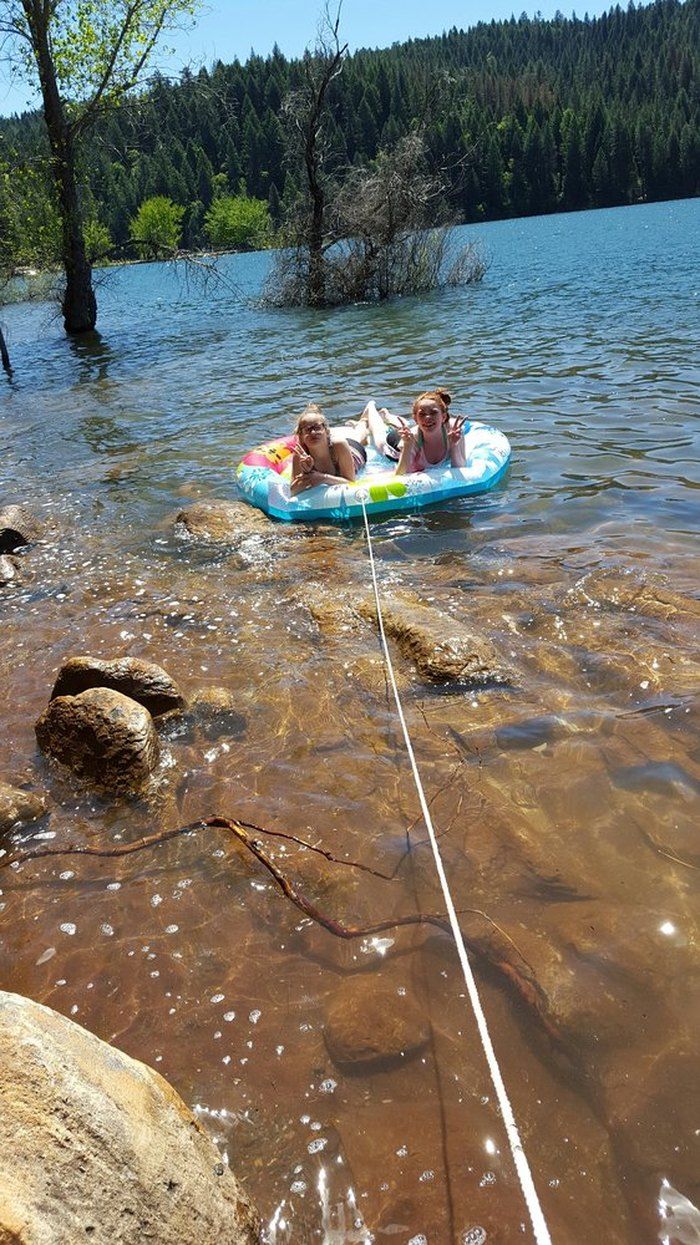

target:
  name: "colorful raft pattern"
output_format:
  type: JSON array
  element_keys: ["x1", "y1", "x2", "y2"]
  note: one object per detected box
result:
[{"x1": 236, "y1": 422, "x2": 511, "y2": 522}]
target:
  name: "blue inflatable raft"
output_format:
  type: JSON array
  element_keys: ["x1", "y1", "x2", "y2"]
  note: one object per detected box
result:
[{"x1": 237, "y1": 421, "x2": 511, "y2": 522}]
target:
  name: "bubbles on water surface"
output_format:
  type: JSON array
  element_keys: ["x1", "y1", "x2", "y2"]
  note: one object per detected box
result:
[{"x1": 461, "y1": 1230, "x2": 487, "y2": 1245}]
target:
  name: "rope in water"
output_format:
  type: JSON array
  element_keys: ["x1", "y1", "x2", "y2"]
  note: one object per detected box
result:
[{"x1": 359, "y1": 499, "x2": 553, "y2": 1245}]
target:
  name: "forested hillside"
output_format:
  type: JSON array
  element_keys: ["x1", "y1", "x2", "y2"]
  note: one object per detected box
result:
[{"x1": 2, "y1": 0, "x2": 698, "y2": 256}]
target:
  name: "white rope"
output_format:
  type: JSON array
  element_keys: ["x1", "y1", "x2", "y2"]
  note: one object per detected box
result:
[{"x1": 359, "y1": 500, "x2": 552, "y2": 1245}]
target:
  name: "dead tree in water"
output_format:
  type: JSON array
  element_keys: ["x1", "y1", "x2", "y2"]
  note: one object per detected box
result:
[
  {"x1": 267, "y1": 12, "x2": 486, "y2": 310},
  {"x1": 277, "y1": 5, "x2": 347, "y2": 307},
  {"x1": 265, "y1": 128, "x2": 487, "y2": 307}
]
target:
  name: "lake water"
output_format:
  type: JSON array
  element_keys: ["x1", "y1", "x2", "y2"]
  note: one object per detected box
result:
[{"x1": 1, "y1": 199, "x2": 699, "y2": 1243}]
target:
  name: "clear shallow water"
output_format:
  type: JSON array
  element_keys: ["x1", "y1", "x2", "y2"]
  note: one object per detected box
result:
[{"x1": 1, "y1": 199, "x2": 699, "y2": 1243}]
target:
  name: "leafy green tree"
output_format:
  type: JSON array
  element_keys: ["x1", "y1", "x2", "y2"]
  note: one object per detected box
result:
[
  {"x1": 0, "y1": 0, "x2": 197, "y2": 333},
  {"x1": 129, "y1": 196, "x2": 184, "y2": 259},
  {"x1": 83, "y1": 217, "x2": 113, "y2": 264},
  {"x1": 204, "y1": 194, "x2": 272, "y2": 250},
  {"x1": 0, "y1": 160, "x2": 62, "y2": 266}
]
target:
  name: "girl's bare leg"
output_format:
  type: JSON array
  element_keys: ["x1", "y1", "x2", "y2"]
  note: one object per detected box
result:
[{"x1": 362, "y1": 400, "x2": 398, "y2": 456}]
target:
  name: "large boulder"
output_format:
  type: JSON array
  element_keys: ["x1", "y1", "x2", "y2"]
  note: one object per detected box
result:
[
  {"x1": 51, "y1": 655, "x2": 185, "y2": 718},
  {"x1": 0, "y1": 504, "x2": 43, "y2": 553},
  {"x1": 35, "y1": 688, "x2": 160, "y2": 793},
  {"x1": 0, "y1": 783, "x2": 47, "y2": 836},
  {"x1": 0, "y1": 991, "x2": 259, "y2": 1245},
  {"x1": 324, "y1": 979, "x2": 430, "y2": 1070},
  {"x1": 360, "y1": 591, "x2": 506, "y2": 684}
]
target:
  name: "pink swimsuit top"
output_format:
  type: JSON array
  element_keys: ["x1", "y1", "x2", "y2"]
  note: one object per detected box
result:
[{"x1": 409, "y1": 426, "x2": 450, "y2": 472}]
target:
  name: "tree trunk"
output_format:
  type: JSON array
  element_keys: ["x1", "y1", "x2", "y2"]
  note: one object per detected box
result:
[
  {"x1": 28, "y1": 6, "x2": 96, "y2": 334},
  {"x1": 306, "y1": 147, "x2": 326, "y2": 308},
  {"x1": 0, "y1": 326, "x2": 11, "y2": 375},
  {"x1": 54, "y1": 130, "x2": 97, "y2": 334},
  {"x1": 300, "y1": 36, "x2": 345, "y2": 309}
]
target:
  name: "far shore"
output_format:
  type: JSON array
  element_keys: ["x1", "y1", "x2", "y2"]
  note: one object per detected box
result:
[{"x1": 2, "y1": 245, "x2": 270, "y2": 306}]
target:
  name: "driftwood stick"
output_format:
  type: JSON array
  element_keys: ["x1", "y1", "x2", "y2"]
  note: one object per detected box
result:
[
  {"x1": 232, "y1": 816, "x2": 395, "y2": 880},
  {"x1": 0, "y1": 815, "x2": 392, "y2": 880},
  {"x1": 1, "y1": 814, "x2": 557, "y2": 1040}
]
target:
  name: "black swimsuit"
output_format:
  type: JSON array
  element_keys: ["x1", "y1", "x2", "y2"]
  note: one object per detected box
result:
[{"x1": 345, "y1": 436, "x2": 368, "y2": 469}]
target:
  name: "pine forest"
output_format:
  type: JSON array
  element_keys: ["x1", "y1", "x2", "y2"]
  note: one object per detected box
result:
[{"x1": 1, "y1": 0, "x2": 698, "y2": 263}]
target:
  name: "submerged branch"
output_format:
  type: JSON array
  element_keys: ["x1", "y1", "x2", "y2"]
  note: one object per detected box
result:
[{"x1": 1, "y1": 813, "x2": 557, "y2": 1040}]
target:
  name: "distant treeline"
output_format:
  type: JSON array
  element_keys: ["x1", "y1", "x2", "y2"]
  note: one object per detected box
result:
[{"x1": 2, "y1": 0, "x2": 698, "y2": 253}]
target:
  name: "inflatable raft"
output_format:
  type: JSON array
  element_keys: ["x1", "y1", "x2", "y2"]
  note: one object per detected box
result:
[{"x1": 236, "y1": 421, "x2": 511, "y2": 522}]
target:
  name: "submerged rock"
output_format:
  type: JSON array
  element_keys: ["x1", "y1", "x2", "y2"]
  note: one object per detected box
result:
[
  {"x1": 36, "y1": 688, "x2": 160, "y2": 793},
  {"x1": 0, "y1": 554, "x2": 21, "y2": 585},
  {"x1": 175, "y1": 500, "x2": 268, "y2": 544},
  {"x1": 360, "y1": 591, "x2": 506, "y2": 684},
  {"x1": 0, "y1": 783, "x2": 47, "y2": 836},
  {"x1": 603, "y1": 1044, "x2": 700, "y2": 1199},
  {"x1": 0, "y1": 990, "x2": 259, "y2": 1245},
  {"x1": 0, "y1": 504, "x2": 44, "y2": 553},
  {"x1": 51, "y1": 655, "x2": 186, "y2": 718},
  {"x1": 324, "y1": 979, "x2": 430, "y2": 1070},
  {"x1": 190, "y1": 686, "x2": 247, "y2": 736},
  {"x1": 298, "y1": 585, "x2": 357, "y2": 636},
  {"x1": 566, "y1": 570, "x2": 700, "y2": 622}
]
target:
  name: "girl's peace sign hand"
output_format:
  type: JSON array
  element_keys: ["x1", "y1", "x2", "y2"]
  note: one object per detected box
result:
[
  {"x1": 396, "y1": 415, "x2": 419, "y2": 448},
  {"x1": 295, "y1": 444, "x2": 315, "y2": 474},
  {"x1": 447, "y1": 415, "x2": 467, "y2": 445}
]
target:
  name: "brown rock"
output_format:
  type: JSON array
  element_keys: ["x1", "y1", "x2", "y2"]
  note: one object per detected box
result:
[
  {"x1": 0, "y1": 504, "x2": 43, "y2": 553},
  {"x1": 190, "y1": 687, "x2": 246, "y2": 735},
  {"x1": 566, "y1": 570, "x2": 700, "y2": 621},
  {"x1": 0, "y1": 555, "x2": 21, "y2": 586},
  {"x1": 360, "y1": 590, "x2": 506, "y2": 684},
  {"x1": 36, "y1": 688, "x2": 160, "y2": 793},
  {"x1": 603, "y1": 1045, "x2": 700, "y2": 1196},
  {"x1": 51, "y1": 655, "x2": 185, "y2": 717},
  {"x1": 175, "y1": 500, "x2": 267, "y2": 543},
  {"x1": 0, "y1": 783, "x2": 47, "y2": 835},
  {"x1": 324, "y1": 979, "x2": 429, "y2": 1070},
  {"x1": 0, "y1": 990, "x2": 259, "y2": 1245},
  {"x1": 298, "y1": 585, "x2": 357, "y2": 636}
]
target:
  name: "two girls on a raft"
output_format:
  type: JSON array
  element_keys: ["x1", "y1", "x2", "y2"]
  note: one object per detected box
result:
[{"x1": 290, "y1": 390, "x2": 469, "y2": 495}]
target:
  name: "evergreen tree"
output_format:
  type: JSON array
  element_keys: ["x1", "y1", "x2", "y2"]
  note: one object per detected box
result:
[{"x1": 2, "y1": 0, "x2": 697, "y2": 245}]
